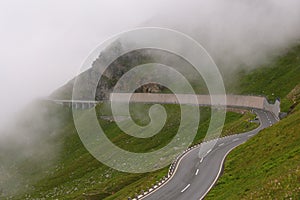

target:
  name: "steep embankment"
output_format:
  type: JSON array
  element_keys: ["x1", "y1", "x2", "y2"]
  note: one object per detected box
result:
[
  {"x1": 206, "y1": 98, "x2": 300, "y2": 199},
  {"x1": 206, "y1": 45, "x2": 300, "y2": 199}
]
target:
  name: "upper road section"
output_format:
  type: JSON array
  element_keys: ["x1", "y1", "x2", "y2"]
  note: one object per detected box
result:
[{"x1": 110, "y1": 93, "x2": 280, "y2": 119}]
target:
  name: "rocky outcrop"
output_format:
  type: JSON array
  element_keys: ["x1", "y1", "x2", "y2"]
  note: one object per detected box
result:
[
  {"x1": 51, "y1": 41, "x2": 164, "y2": 100},
  {"x1": 51, "y1": 40, "x2": 206, "y2": 100}
]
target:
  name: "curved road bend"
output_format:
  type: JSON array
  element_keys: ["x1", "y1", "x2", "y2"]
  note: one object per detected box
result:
[{"x1": 142, "y1": 109, "x2": 277, "y2": 200}]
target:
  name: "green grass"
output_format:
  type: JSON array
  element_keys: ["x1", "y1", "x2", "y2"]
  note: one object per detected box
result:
[
  {"x1": 220, "y1": 111, "x2": 258, "y2": 137},
  {"x1": 206, "y1": 104, "x2": 300, "y2": 200},
  {"x1": 231, "y1": 45, "x2": 300, "y2": 112},
  {"x1": 10, "y1": 102, "x2": 257, "y2": 200},
  {"x1": 205, "y1": 44, "x2": 300, "y2": 199},
  {"x1": 104, "y1": 110, "x2": 258, "y2": 200}
]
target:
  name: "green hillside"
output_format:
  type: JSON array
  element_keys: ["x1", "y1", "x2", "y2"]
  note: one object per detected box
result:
[
  {"x1": 206, "y1": 99, "x2": 300, "y2": 199},
  {"x1": 232, "y1": 45, "x2": 300, "y2": 112},
  {"x1": 205, "y1": 45, "x2": 300, "y2": 199},
  {"x1": 7, "y1": 103, "x2": 256, "y2": 200}
]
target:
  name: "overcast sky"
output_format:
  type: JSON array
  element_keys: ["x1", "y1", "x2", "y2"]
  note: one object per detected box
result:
[
  {"x1": 0, "y1": 0, "x2": 172, "y2": 125},
  {"x1": 1, "y1": 0, "x2": 300, "y2": 127}
]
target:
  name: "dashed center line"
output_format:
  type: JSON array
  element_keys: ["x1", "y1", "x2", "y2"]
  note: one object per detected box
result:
[
  {"x1": 247, "y1": 134, "x2": 254, "y2": 137},
  {"x1": 232, "y1": 138, "x2": 239, "y2": 142},
  {"x1": 207, "y1": 149, "x2": 212, "y2": 154},
  {"x1": 218, "y1": 143, "x2": 224, "y2": 147},
  {"x1": 195, "y1": 169, "x2": 199, "y2": 176},
  {"x1": 200, "y1": 157, "x2": 204, "y2": 163},
  {"x1": 181, "y1": 184, "x2": 191, "y2": 193}
]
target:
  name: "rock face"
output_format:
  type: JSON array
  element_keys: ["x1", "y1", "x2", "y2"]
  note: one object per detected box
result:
[
  {"x1": 51, "y1": 40, "x2": 207, "y2": 100},
  {"x1": 51, "y1": 41, "x2": 160, "y2": 100},
  {"x1": 135, "y1": 83, "x2": 165, "y2": 93}
]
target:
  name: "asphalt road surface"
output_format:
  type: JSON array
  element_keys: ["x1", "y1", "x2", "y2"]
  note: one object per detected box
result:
[{"x1": 142, "y1": 109, "x2": 278, "y2": 200}]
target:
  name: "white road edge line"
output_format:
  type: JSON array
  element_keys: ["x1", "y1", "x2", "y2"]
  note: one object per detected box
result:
[
  {"x1": 195, "y1": 169, "x2": 199, "y2": 176},
  {"x1": 140, "y1": 109, "x2": 274, "y2": 200},
  {"x1": 140, "y1": 147, "x2": 198, "y2": 199},
  {"x1": 198, "y1": 110, "x2": 274, "y2": 199},
  {"x1": 198, "y1": 145, "x2": 242, "y2": 200},
  {"x1": 181, "y1": 184, "x2": 191, "y2": 193}
]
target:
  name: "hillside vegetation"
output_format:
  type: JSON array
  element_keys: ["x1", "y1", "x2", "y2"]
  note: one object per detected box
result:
[
  {"x1": 207, "y1": 99, "x2": 300, "y2": 199},
  {"x1": 8, "y1": 103, "x2": 256, "y2": 200},
  {"x1": 232, "y1": 44, "x2": 300, "y2": 112},
  {"x1": 206, "y1": 45, "x2": 300, "y2": 199}
]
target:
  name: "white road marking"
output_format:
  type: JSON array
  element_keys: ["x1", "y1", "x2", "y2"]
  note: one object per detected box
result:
[
  {"x1": 200, "y1": 157, "x2": 204, "y2": 163},
  {"x1": 207, "y1": 149, "x2": 212, "y2": 154},
  {"x1": 218, "y1": 143, "x2": 224, "y2": 147},
  {"x1": 198, "y1": 145, "x2": 242, "y2": 200},
  {"x1": 181, "y1": 184, "x2": 191, "y2": 193},
  {"x1": 247, "y1": 134, "x2": 254, "y2": 137},
  {"x1": 195, "y1": 169, "x2": 199, "y2": 176},
  {"x1": 232, "y1": 138, "x2": 239, "y2": 142}
]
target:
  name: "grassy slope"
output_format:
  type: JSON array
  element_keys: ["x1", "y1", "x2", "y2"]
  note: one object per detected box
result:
[
  {"x1": 105, "y1": 110, "x2": 258, "y2": 200},
  {"x1": 16, "y1": 104, "x2": 257, "y2": 200},
  {"x1": 231, "y1": 45, "x2": 300, "y2": 112},
  {"x1": 0, "y1": 101, "x2": 73, "y2": 197},
  {"x1": 206, "y1": 45, "x2": 300, "y2": 199},
  {"x1": 207, "y1": 104, "x2": 300, "y2": 199}
]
